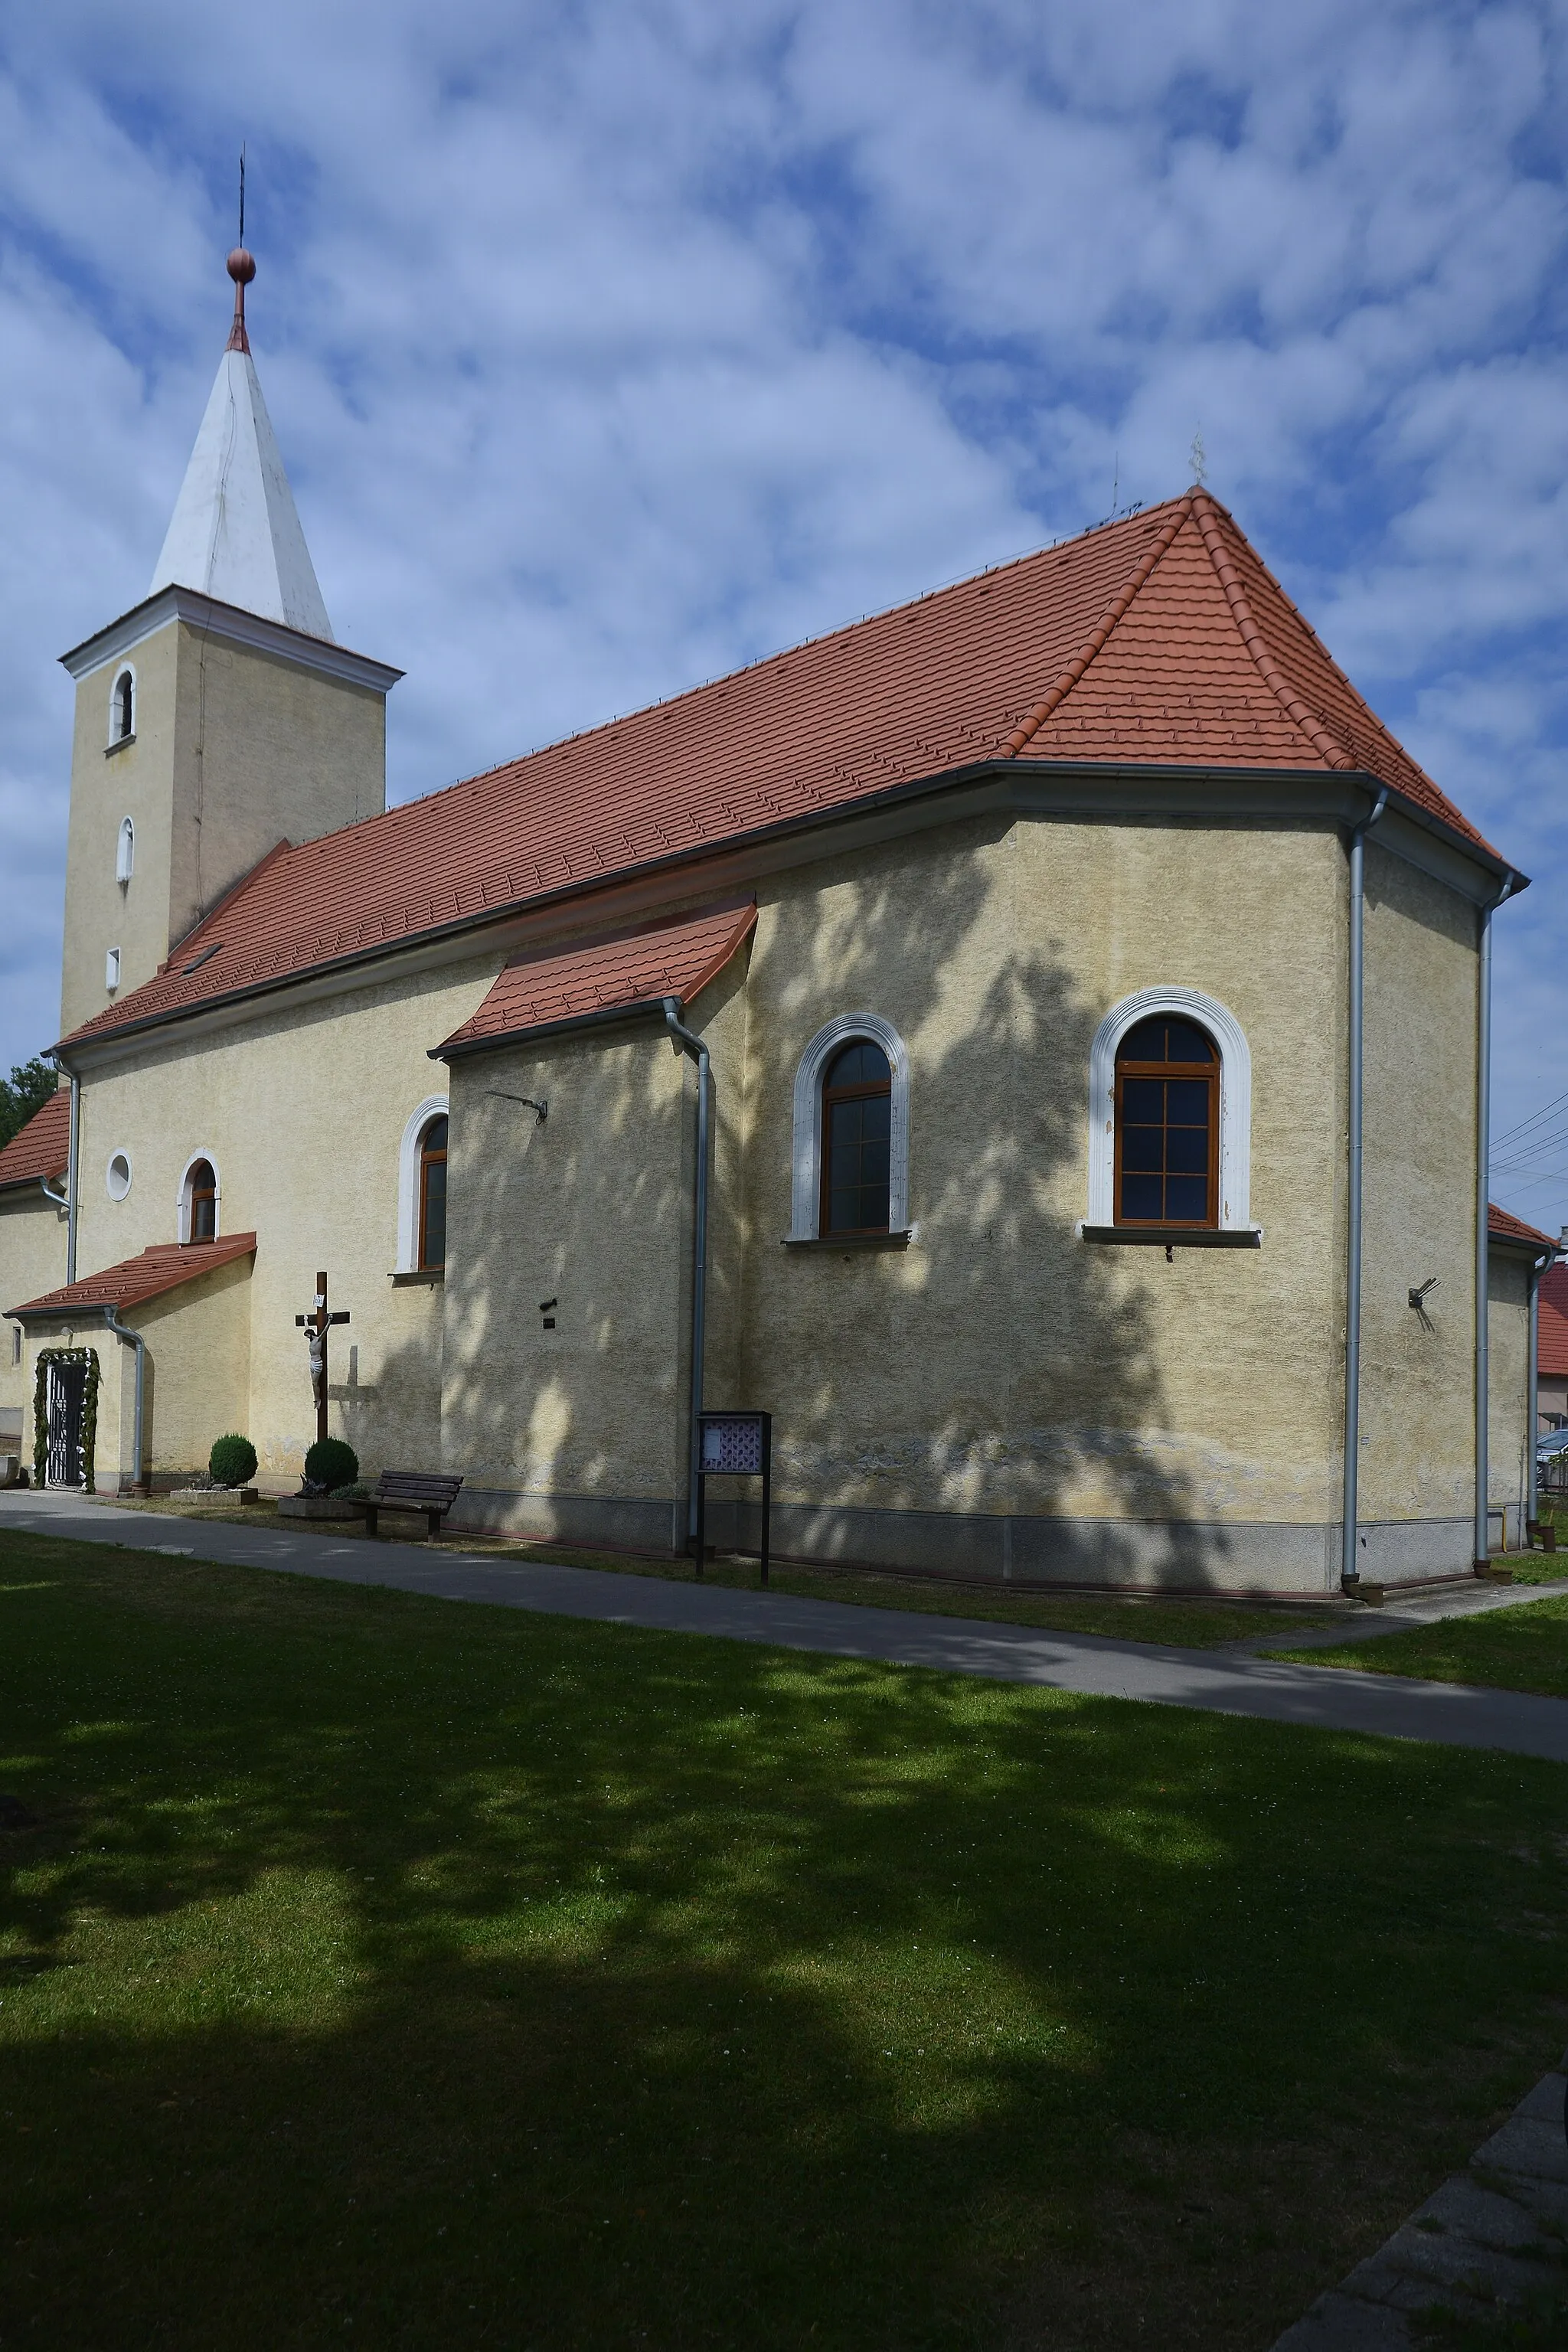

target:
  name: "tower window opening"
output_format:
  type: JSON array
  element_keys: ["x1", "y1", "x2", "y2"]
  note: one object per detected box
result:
[
  {"x1": 116, "y1": 816, "x2": 135, "y2": 885},
  {"x1": 105, "y1": 946, "x2": 121, "y2": 992},
  {"x1": 111, "y1": 670, "x2": 135, "y2": 742}
]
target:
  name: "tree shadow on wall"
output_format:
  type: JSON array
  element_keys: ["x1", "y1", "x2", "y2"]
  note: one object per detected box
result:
[{"x1": 439, "y1": 813, "x2": 1242, "y2": 1588}]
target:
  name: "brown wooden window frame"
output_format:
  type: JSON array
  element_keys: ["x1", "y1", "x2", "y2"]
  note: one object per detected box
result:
[
  {"x1": 417, "y1": 1116, "x2": 448, "y2": 1272},
  {"x1": 1112, "y1": 1024, "x2": 1220, "y2": 1230},
  {"x1": 819, "y1": 1042, "x2": 893, "y2": 1239},
  {"x1": 185, "y1": 1158, "x2": 217, "y2": 1244}
]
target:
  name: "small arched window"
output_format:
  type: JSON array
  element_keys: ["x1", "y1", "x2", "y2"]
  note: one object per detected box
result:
[
  {"x1": 1115, "y1": 1016, "x2": 1218, "y2": 1227},
  {"x1": 112, "y1": 670, "x2": 135, "y2": 742},
  {"x1": 116, "y1": 817, "x2": 135, "y2": 885},
  {"x1": 417, "y1": 1117, "x2": 448, "y2": 1270},
  {"x1": 821, "y1": 1040, "x2": 892, "y2": 1236},
  {"x1": 185, "y1": 1158, "x2": 217, "y2": 1244}
]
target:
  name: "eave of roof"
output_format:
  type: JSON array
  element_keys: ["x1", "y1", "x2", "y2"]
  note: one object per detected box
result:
[
  {"x1": 1488, "y1": 1202, "x2": 1560, "y2": 1255},
  {"x1": 436, "y1": 899, "x2": 756, "y2": 1059},
  {"x1": 0, "y1": 1090, "x2": 70, "y2": 1193},
  {"x1": 8, "y1": 1233, "x2": 256, "y2": 1320},
  {"x1": 55, "y1": 490, "x2": 1517, "y2": 1060}
]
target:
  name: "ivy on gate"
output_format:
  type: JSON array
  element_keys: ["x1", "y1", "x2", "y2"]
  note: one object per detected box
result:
[{"x1": 31, "y1": 1345, "x2": 101, "y2": 1493}]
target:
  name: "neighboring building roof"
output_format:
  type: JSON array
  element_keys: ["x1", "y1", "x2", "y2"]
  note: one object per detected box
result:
[
  {"x1": 61, "y1": 487, "x2": 1504, "y2": 1056},
  {"x1": 1539, "y1": 1263, "x2": 1568, "y2": 1380},
  {"x1": 149, "y1": 258, "x2": 333, "y2": 641},
  {"x1": 439, "y1": 900, "x2": 758, "y2": 1056},
  {"x1": 1488, "y1": 1203, "x2": 1559, "y2": 1253},
  {"x1": 0, "y1": 1090, "x2": 70, "y2": 1193},
  {"x1": 8, "y1": 1234, "x2": 256, "y2": 1321}
]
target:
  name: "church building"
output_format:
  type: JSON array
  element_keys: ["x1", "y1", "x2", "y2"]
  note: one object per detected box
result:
[{"x1": 0, "y1": 247, "x2": 1554, "y2": 1593}]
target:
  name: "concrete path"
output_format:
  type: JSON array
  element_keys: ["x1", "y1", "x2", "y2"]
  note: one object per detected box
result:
[
  {"x1": 1272, "y1": 2056, "x2": 1568, "y2": 2346},
  {"x1": 6, "y1": 1490, "x2": 1568, "y2": 1762},
  {"x1": 1217, "y1": 1573, "x2": 1568, "y2": 1657}
]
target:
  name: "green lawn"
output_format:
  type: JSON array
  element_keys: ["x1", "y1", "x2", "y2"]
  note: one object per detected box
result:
[
  {"x1": 1269, "y1": 1590, "x2": 1568, "y2": 1700},
  {"x1": 4, "y1": 1530, "x2": 1568, "y2": 2350}
]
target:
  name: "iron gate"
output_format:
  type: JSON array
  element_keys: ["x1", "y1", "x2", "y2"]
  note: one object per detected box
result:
[{"x1": 45, "y1": 1359, "x2": 87, "y2": 1488}]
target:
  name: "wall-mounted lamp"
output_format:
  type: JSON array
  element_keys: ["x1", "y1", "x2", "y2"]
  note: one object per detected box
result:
[
  {"x1": 1408, "y1": 1276, "x2": 1439, "y2": 1331},
  {"x1": 539, "y1": 1295, "x2": 557, "y2": 1331},
  {"x1": 487, "y1": 1090, "x2": 547, "y2": 1121}
]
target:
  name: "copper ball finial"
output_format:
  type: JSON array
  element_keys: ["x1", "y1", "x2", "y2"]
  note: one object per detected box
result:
[{"x1": 227, "y1": 246, "x2": 256, "y2": 286}]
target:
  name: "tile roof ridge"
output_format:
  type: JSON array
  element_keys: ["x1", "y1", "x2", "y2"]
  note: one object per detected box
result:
[
  {"x1": 1188, "y1": 491, "x2": 1355, "y2": 774},
  {"x1": 1488, "y1": 1201, "x2": 1560, "y2": 1253},
  {"x1": 998, "y1": 494, "x2": 1197, "y2": 758}
]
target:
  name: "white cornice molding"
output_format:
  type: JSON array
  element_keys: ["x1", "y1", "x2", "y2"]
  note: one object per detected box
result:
[{"x1": 59, "y1": 586, "x2": 403, "y2": 694}]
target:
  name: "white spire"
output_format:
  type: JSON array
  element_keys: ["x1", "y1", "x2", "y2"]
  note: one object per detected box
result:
[{"x1": 149, "y1": 248, "x2": 334, "y2": 642}]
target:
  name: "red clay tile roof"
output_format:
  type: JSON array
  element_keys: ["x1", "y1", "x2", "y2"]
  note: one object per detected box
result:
[
  {"x1": 8, "y1": 1234, "x2": 256, "y2": 1319},
  {"x1": 439, "y1": 900, "x2": 756, "y2": 1055},
  {"x1": 0, "y1": 1089, "x2": 70, "y2": 1192},
  {"x1": 1540, "y1": 1263, "x2": 1568, "y2": 1380},
  {"x1": 1488, "y1": 1203, "x2": 1559, "y2": 1253},
  {"x1": 60, "y1": 490, "x2": 1502, "y2": 1055}
]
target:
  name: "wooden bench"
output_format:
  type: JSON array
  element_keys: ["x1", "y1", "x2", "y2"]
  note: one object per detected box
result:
[{"x1": 363, "y1": 1472, "x2": 465, "y2": 1541}]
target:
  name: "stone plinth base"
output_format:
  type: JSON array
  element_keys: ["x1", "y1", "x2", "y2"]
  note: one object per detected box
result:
[{"x1": 277, "y1": 1495, "x2": 364, "y2": 1521}]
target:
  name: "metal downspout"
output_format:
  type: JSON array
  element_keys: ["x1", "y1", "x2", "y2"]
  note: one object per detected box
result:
[
  {"x1": 1527, "y1": 1246, "x2": 1550, "y2": 1528},
  {"x1": 1475, "y1": 874, "x2": 1515, "y2": 1567},
  {"x1": 662, "y1": 997, "x2": 710, "y2": 1551},
  {"x1": 61, "y1": 1063, "x2": 80, "y2": 1284},
  {"x1": 103, "y1": 1306, "x2": 146, "y2": 1496},
  {"x1": 1341, "y1": 786, "x2": 1388, "y2": 1591}
]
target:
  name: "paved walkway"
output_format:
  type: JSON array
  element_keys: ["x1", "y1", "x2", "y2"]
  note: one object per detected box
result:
[
  {"x1": 6, "y1": 1490, "x2": 1568, "y2": 1762},
  {"x1": 1272, "y1": 2055, "x2": 1568, "y2": 2346}
]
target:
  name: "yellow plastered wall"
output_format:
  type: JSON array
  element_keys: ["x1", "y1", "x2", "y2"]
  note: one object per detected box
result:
[
  {"x1": 61, "y1": 619, "x2": 387, "y2": 1038},
  {"x1": 0, "y1": 1192, "x2": 69, "y2": 1444},
  {"x1": 730, "y1": 813, "x2": 1351, "y2": 1537},
  {"x1": 66, "y1": 951, "x2": 498, "y2": 1488},
  {"x1": 1488, "y1": 1251, "x2": 1532, "y2": 1547},
  {"x1": 1357, "y1": 844, "x2": 1481, "y2": 1528}
]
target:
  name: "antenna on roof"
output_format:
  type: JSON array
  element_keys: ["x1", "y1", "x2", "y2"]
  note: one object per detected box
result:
[
  {"x1": 1111, "y1": 449, "x2": 1119, "y2": 514},
  {"x1": 1190, "y1": 427, "x2": 1207, "y2": 487}
]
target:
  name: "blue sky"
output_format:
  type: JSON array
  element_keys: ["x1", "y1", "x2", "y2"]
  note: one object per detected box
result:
[{"x1": 2, "y1": 1, "x2": 1565, "y2": 1218}]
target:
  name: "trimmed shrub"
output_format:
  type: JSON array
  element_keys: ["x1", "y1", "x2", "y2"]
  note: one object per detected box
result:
[
  {"x1": 208, "y1": 1434, "x2": 257, "y2": 1488},
  {"x1": 304, "y1": 1437, "x2": 358, "y2": 1491}
]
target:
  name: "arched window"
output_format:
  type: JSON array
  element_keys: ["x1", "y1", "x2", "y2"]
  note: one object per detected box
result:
[
  {"x1": 821, "y1": 1040, "x2": 892, "y2": 1235},
  {"x1": 417, "y1": 1116, "x2": 448, "y2": 1270},
  {"x1": 183, "y1": 1158, "x2": 217, "y2": 1244},
  {"x1": 111, "y1": 670, "x2": 135, "y2": 742},
  {"x1": 788, "y1": 1015, "x2": 910, "y2": 1242},
  {"x1": 116, "y1": 817, "x2": 135, "y2": 885},
  {"x1": 1114, "y1": 1015, "x2": 1218, "y2": 1227}
]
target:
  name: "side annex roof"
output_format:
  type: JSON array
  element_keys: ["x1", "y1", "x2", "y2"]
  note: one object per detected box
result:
[
  {"x1": 8, "y1": 1234, "x2": 258, "y2": 1321},
  {"x1": 0, "y1": 1091, "x2": 70, "y2": 1194}
]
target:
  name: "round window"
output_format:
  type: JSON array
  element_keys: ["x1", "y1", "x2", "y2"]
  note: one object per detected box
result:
[{"x1": 106, "y1": 1151, "x2": 132, "y2": 1201}]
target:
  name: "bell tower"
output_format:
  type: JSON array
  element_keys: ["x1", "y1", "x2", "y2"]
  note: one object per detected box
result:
[{"x1": 57, "y1": 247, "x2": 401, "y2": 1040}]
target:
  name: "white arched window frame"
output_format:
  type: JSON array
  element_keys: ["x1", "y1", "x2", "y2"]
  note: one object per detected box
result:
[
  {"x1": 175, "y1": 1148, "x2": 221, "y2": 1244},
  {"x1": 116, "y1": 816, "x2": 135, "y2": 885},
  {"x1": 1086, "y1": 987, "x2": 1255, "y2": 1231},
  {"x1": 396, "y1": 1096, "x2": 449, "y2": 1272},
  {"x1": 109, "y1": 665, "x2": 136, "y2": 744},
  {"x1": 788, "y1": 1014, "x2": 911, "y2": 1241}
]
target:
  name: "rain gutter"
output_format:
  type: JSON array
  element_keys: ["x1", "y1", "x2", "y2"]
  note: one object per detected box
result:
[
  {"x1": 102, "y1": 1305, "x2": 147, "y2": 1496},
  {"x1": 1341, "y1": 786, "x2": 1387, "y2": 1591},
  {"x1": 1475, "y1": 871, "x2": 1517, "y2": 1566},
  {"x1": 662, "y1": 997, "x2": 710, "y2": 1553}
]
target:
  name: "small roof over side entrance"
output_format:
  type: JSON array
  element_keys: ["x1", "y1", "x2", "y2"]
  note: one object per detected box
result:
[
  {"x1": 436, "y1": 900, "x2": 757, "y2": 1057},
  {"x1": 8, "y1": 1233, "x2": 257, "y2": 1320}
]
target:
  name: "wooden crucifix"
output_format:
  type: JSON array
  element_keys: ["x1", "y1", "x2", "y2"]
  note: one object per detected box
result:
[{"x1": 295, "y1": 1269, "x2": 350, "y2": 1448}]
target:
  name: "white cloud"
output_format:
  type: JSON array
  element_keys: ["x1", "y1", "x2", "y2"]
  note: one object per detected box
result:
[{"x1": 1, "y1": 0, "x2": 1565, "y2": 1222}]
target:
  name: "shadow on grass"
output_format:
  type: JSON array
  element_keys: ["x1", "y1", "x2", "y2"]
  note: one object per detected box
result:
[{"x1": 5, "y1": 1533, "x2": 1568, "y2": 2350}]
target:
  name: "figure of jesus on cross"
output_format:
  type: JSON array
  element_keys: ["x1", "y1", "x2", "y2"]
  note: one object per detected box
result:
[{"x1": 295, "y1": 1269, "x2": 350, "y2": 1448}]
